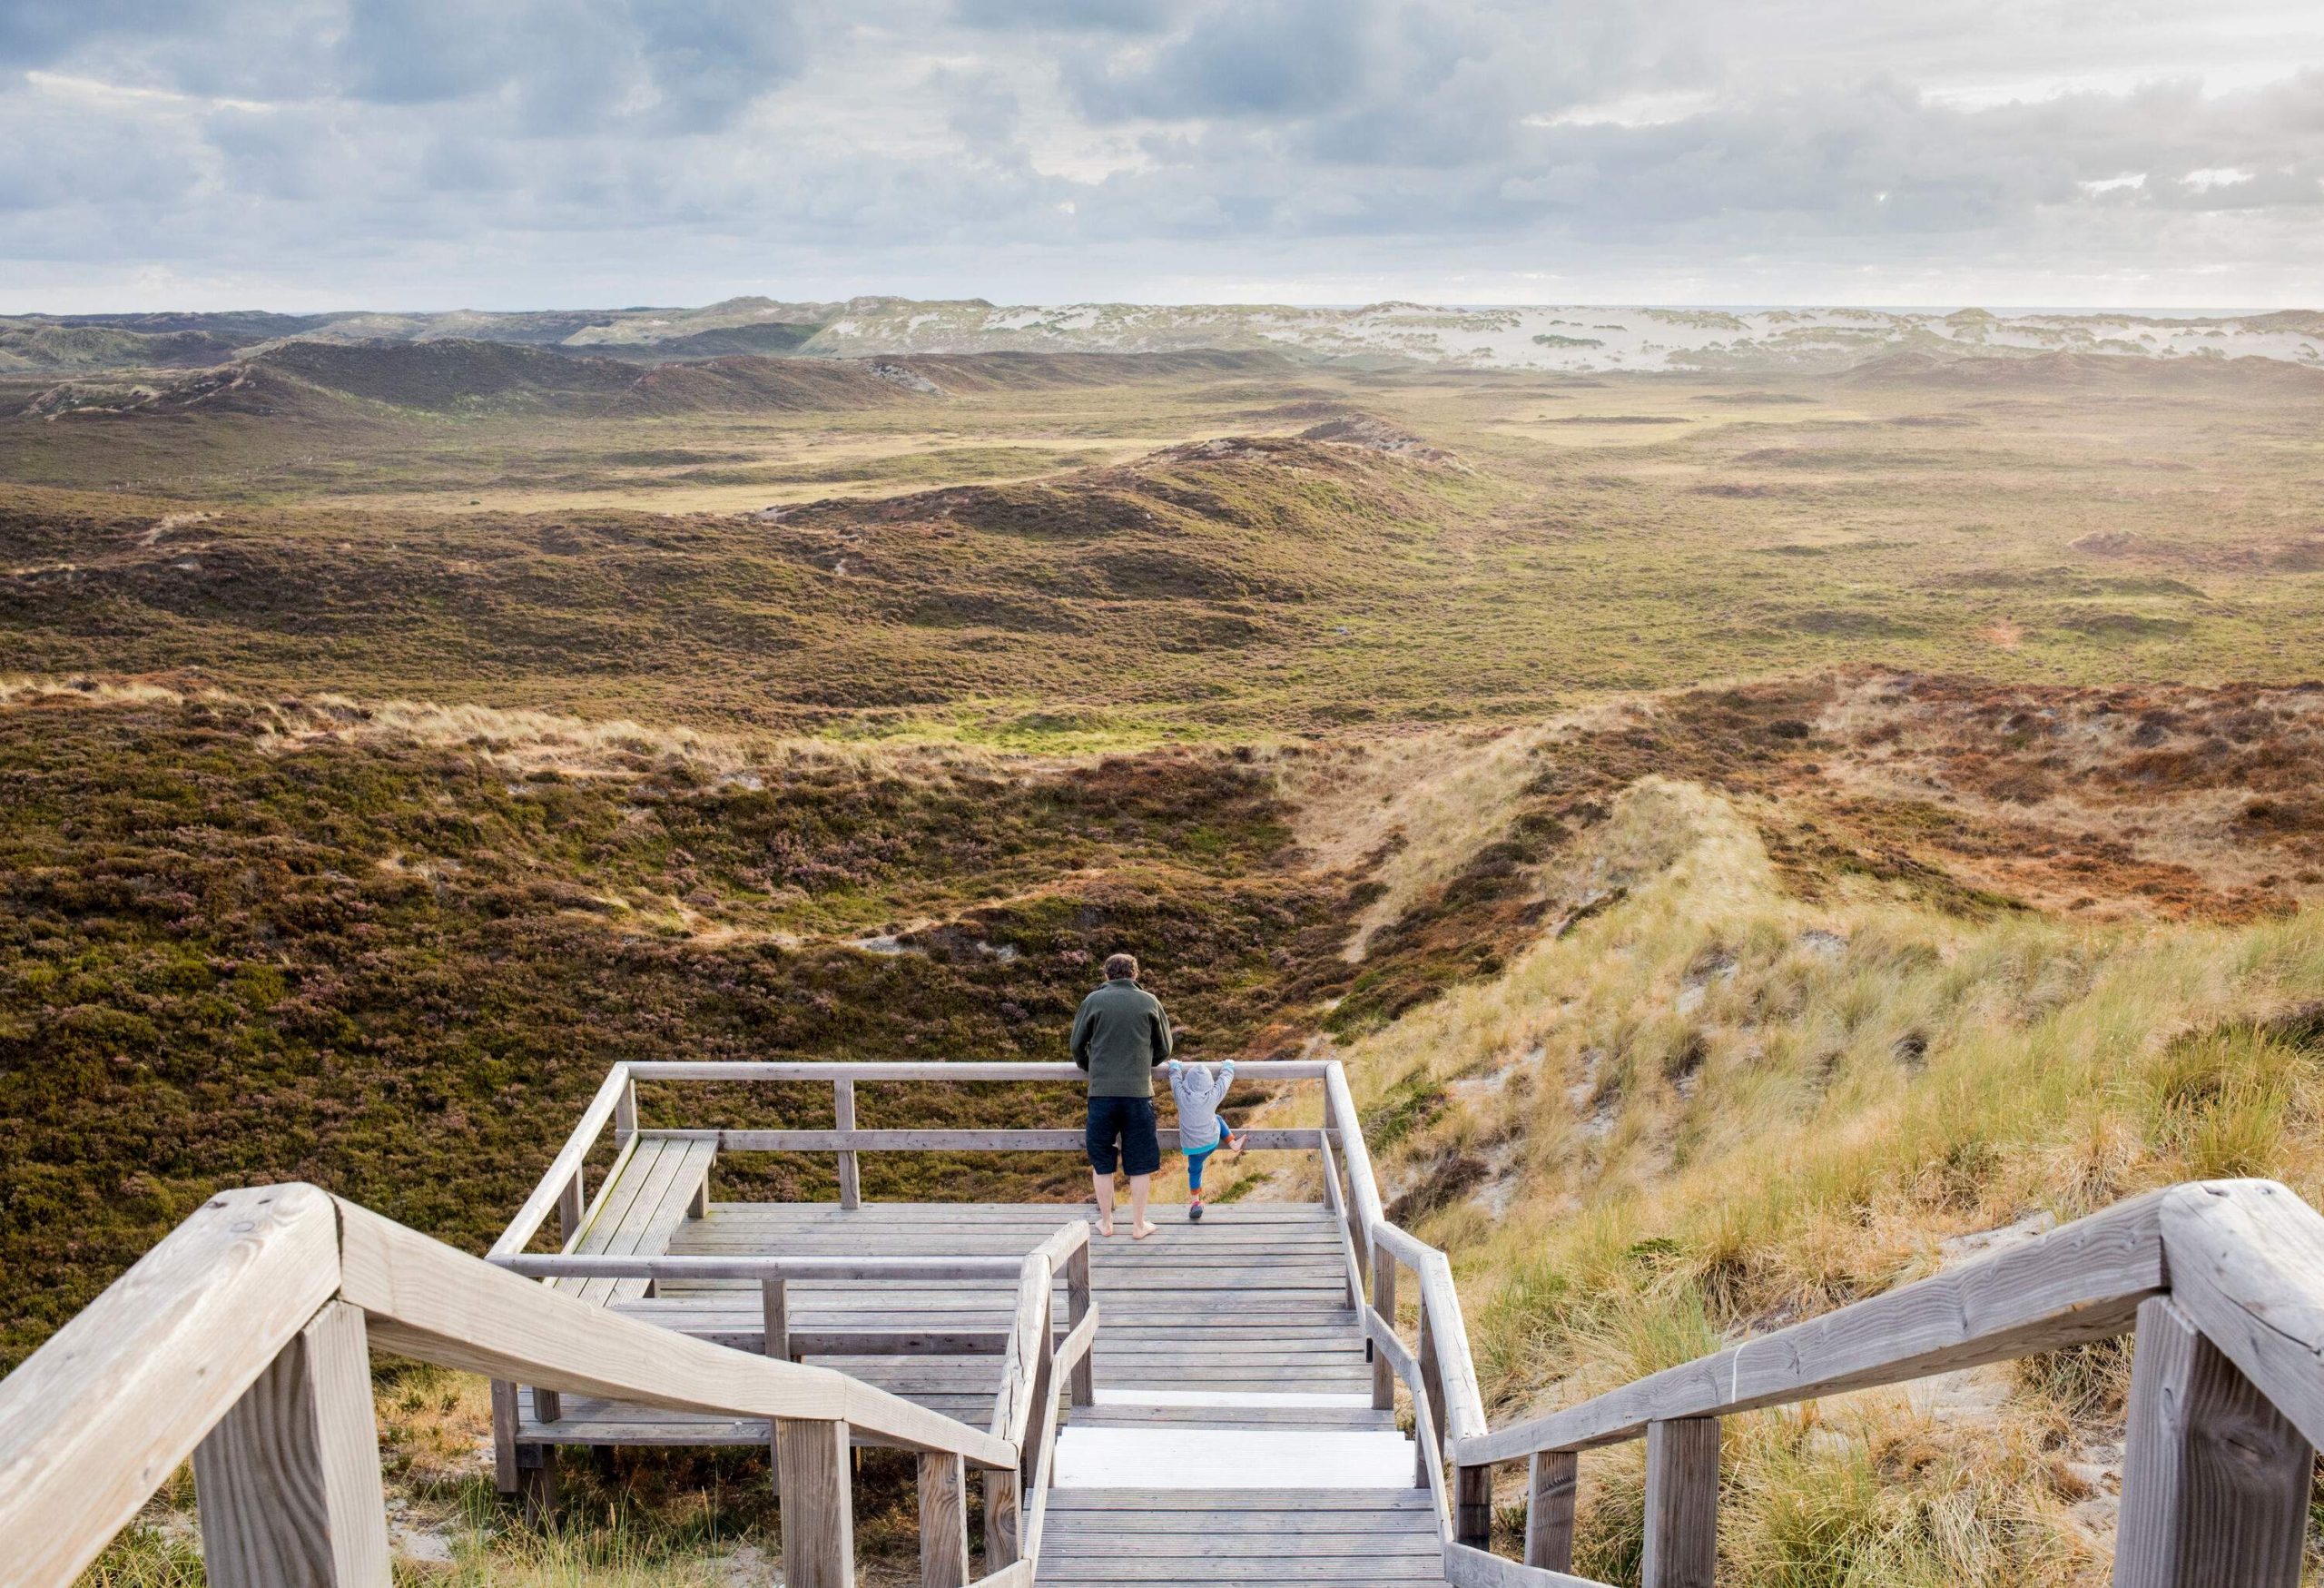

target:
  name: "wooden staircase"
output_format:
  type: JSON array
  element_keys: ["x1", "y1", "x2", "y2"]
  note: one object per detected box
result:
[{"x1": 8, "y1": 1058, "x2": 2324, "y2": 1588}]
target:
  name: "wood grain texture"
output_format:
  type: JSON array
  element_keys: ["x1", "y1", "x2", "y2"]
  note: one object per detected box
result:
[
  {"x1": 614, "y1": 1074, "x2": 638, "y2": 1148},
  {"x1": 774, "y1": 1416, "x2": 854, "y2": 1588},
  {"x1": 337, "y1": 1196, "x2": 1016, "y2": 1465},
  {"x1": 985, "y1": 1465, "x2": 1022, "y2": 1568},
  {"x1": 489, "y1": 1378, "x2": 519, "y2": 1495},
  {"x1": 2154, "y1": 1179, "x2": 2324, "y2": 1455},
  {"x1": 763, "y1": 1279, "x2": 792, "y2": 1364},
  {"x1": 1324, "y1": 1068, "x2": 1388, "y2": 1235},
  {"x1": 499, "y1": 1253, "x2": 1027, "y2": 1280},
  {"x1": 919, "y1": 1450, "x2": 970, "y2": 1588},
  {"x1": 1064, "y1": 1242, "x2": 1095, "y2": 1407},
  {"x1": 1524, "y1": 1450, "x2": 1578, "y2": 1573},
  {"x1": 557, "y1": 1173, "x2": 586, "y2": 1243},
  {"x1": 1455, "y1": 1462, "x2": 1493, "y2": 1550},
  {"x1": 1372, "y1": 1245, "x2": 1399, "y2": 1411},
  {"x1": 2112, "y1": 1295, "x2": 2309, "y2": 1588},
  {"x1": 193, "y1": 1300, "x2": 390, "y2": 1588},
  {"x1": 835, "y1": 1080, "x2": 862, "y2": 1211},
  {"x1": 1640, "y1": 1418, "x2": 1717, "y2": 1588},
  {"x1": 0, "y1": 1184, "x2": 342, "y2": 1588},
  {"x1": 1443, "y1": 1541, "x2": 1616, "y2": 1588},
  {"x1": 1462, "y1": 1189, "x2": 2170, "y2": 1463}
]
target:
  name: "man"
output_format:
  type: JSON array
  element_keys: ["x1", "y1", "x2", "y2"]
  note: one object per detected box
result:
[{"x1": 1071, "y1": 952, "x2": 1172, "y2": 1238}]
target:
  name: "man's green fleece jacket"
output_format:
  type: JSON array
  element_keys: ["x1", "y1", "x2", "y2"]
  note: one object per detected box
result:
[{"x1": 1070, "y1": 977, "x2": 1173, "y2": 1097}]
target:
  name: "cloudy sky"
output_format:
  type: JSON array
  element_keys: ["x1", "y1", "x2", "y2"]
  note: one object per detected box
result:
[{"x1": 5, "y1": 0, "x2": 2322, "y2": 312}]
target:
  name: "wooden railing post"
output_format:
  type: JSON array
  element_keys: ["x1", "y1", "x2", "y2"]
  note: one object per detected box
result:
[
  {"x1": 1415, "y1": 1301, "x2": 1441, "y2": 1489},
  {"x1": 489, "y1": 1378, "x2": 520, "y2": 1495},
  {"x1": 1525, "y1": 1450, "x2": 1578, "y2": 1572},
  {"x1": 763, "y1": 1278, "x2": 792, "y2": 1362},
  {"x1": 1454, "y1": 1460, "x2": 1493, "y2": 1550},
  {"x1": 774, "y1": 1417, "x2": 854, "y2": 1588},
  {"x1": 1371, "y1": 1241, "x2": 1397, "y2": 1410},
  {"x1": 1065, "y1": 1239, "x2": 1095, "y2": 1406},
  {"x1": 834, "y1": 1079, "x2": 862, "y2": 1210},
  {"x1": 984, "y1": 1466, "x2": 1021, "y2": 1567},
  {"x1": 1641, "y1": 1417, "x2": 1718, "y2": 1588},
  {"x1": 2112, "y1": 1295, "x2": 2309, "y2": 1588},
  {"x1": 556, "y1": 1169, "x2": 585, "y2": 1242},
  {"x1": 918, "y1": 1450, "x2": 970, "y2": 1588},
  {"x1": 192, "y1": 1300, "x2": 391, "y2": 1588},
  {"x1": 613, "y1": 1070, "x2": 637, "y2": 1147}
]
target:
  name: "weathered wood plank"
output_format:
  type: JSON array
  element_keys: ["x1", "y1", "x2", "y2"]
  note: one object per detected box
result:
[
  {"x1": 834, "y1": 1080, "x2": 862, "y2": 1212},
  {"x1": 1461, "y1": 1189, "x2": 2170, "y2": 1463},
  {"x1": 1525, "y1": 1450, "x2": 1578, "y2": 1573},
  {"x1": 192, "y1": 1300, "x2": 390, "y2": 1588},
  {"x1": 763, "y1": 1280, "x2": 791, "y2": 1364},
  {"x1": 1065, "y1": 1239, "x2": 1095, "y2": 1407},
  {"x1": 0, "y1": 1185, "x2": 342, "y2": 1588},
  {"x1": 614, "y1": 1072, "x2": 638, "y2": 1147},
  {"x1": 774, "y1": 1415, "x2": 853, "y2": 1588},
  {"x1": 336, "y1": 1196, "x2": 1017, "y2": 1465},
  {"x1": 985, "y1": 1464, "x2": 1022, "y2": 1568},
  {"x1": 1456, "y1": 1460, "x2": 1493, "y2": 1551},
  {"x1": 1640, "y1": 1418, "x2": 1717, "y2": 1588},
  {"x1": 2154, "y1": 1179, "x2": 2324, "y2": 1455},
  {"x1": 1443, "y1": 1540, "x2": 1616, "y2": 1588},
  {"x1": 1043, "y1": 1490, "x2": 1436, "y2": 1511},
  {"x1": 919, "y1": 1449, "x2": 970, "y2": 1588},
  {"x1": 501, "y1": 1253, "x2": 1029, "y2": 1281},
  {"x1": 2112, "y1": 1294, "x2": 2309, "y2": 1588}
]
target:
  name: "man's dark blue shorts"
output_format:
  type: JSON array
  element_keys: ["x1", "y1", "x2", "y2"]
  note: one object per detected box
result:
[{"x1": 1085, "y1": 1095, "x2": 1160, "y2": 1176}]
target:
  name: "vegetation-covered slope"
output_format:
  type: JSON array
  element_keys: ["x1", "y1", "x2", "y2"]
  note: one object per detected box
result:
[{"x1": 8, "y1": 342, "x2": 2323, "y2": 1585}]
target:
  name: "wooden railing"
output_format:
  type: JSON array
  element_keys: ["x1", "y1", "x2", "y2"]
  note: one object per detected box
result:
[
  {"x1": 0, "y1": 1182, "x2": 1029, "y2": 1588},
  {"x1": 24, "y1": 1055, "x2": 2311, "y2": 1588},
  {"x1": 1430, "y1": 1179, "x2": 2324, "y2": 1588},
  {"x1": 493, "y1": 1058, "x2": 1343, "y2": 1254}
]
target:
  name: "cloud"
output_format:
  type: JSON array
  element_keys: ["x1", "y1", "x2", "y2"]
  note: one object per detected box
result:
[
  {"x1": 953, "y1": 0, "x2": 1169, "y2": 32},
  {"x1": 0, "y1": 0, "x2": 2320, "y2": 309}
]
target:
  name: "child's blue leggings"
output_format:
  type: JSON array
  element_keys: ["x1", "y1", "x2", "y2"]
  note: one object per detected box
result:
[{"x1": 1185, "y1": 1121, "x2": 1234, "y2": 1190}]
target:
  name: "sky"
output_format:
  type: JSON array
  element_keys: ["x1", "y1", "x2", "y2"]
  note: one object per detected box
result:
[{"x1": 4, "y1": 0, "x2": 2322, "y2": 313}]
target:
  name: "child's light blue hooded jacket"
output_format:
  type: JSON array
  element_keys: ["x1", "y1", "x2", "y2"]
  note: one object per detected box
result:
[{"x1": 1167, "y1": 1058, "x2": 1235, "y2": 1149}]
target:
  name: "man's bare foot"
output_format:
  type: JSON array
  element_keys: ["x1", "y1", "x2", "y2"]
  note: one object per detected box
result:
[
  {"x1": 1096, "y1": 1218, "x2": 1117, "y2": 1238},
  {"x1": 1226, "y1": 1133, "x2": 1246, "y2": 1161},
  {"x1": 1130, "y1": 1220, "x2": 1158, "y2": 1239}
]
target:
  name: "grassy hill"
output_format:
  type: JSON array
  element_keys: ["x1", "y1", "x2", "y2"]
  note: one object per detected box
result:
[{"x1": 10, "y1": 342, "x2": 2324, "y2": 1585}]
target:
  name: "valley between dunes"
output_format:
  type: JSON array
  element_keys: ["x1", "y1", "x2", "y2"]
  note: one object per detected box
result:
[{"x1": 10, "y1": 339, "x2": 2324, "y2": 1586}]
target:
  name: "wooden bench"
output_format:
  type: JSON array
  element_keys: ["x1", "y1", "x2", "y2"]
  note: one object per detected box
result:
[{"x1": 557, "y1": 1135, "x2": 719, "y2": 1307}]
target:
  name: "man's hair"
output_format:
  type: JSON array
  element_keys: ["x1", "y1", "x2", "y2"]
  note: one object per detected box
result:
[{"x1": 1103, "y1": 952, "x2": 1138, "y2": 981}]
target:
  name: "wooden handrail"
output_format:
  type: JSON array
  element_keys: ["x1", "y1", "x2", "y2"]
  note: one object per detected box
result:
[
  {"x1": 0, "y1": 1181, "x2": 1021, "y2": 1588},
  {"x1": 1455, "y1": 1187, "x2": 2171, "y2": 1464},
  {"x1": 640, "y1": 1125, "x2": 1325, "y2": 1151},
  {"x1": 492, "y1": 1253, "x2": 1033, "y2": 1280},
  {"x1": 492, "y1": 1061, "x2": 634, "y2": 1257},
  {"x1": 623, "y1": 1060, "x2": 1338, "y2": 1080},
  {"x1": 1441, "y1": 1179, "x2": 2324, "y2": 1586}
]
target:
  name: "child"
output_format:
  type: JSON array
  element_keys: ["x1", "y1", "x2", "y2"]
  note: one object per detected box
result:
[{"x1": 1167, "y1": 1057, "x2": 1245, "y2": 1222}]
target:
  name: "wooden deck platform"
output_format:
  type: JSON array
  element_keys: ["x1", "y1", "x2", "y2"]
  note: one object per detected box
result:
[
  {"x1": 488, "y1": 1070, "x2": 1462, "y2": 1587},
  {"x1": 513, "y1": 1198, "x2": 1376, "y2": 1446}
]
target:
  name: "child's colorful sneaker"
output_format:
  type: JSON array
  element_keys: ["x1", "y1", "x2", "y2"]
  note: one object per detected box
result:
[{"x1": 1189, "y1": 1198, "x2": 1205, "y2": 1222}]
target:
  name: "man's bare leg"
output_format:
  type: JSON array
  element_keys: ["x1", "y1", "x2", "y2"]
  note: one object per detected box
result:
[
  {"x1": 1092, "y1": 1170, "x2": 1117, "y2": 1237},
  {"x1": 1128, "y1": 1173, "x2": 1157, "y2": 1239}
]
